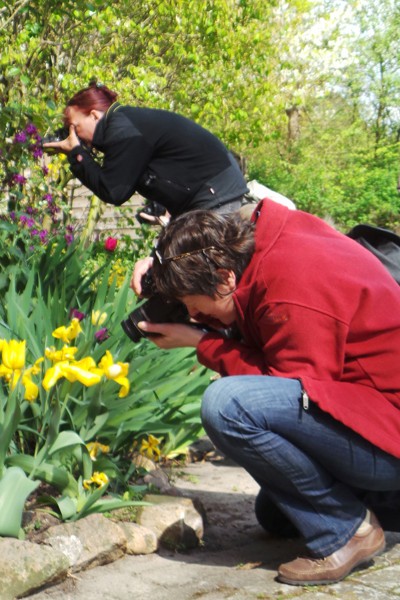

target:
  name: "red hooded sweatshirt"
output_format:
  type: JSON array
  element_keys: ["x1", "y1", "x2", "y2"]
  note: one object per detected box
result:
[{"x1": 197, "y1": 199, "x2": 400, "y2": 458}]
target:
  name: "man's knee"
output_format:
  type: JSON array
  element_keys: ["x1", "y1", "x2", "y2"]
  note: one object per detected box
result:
[{"x1": 201, "y1": 377, "x2": 230, "y2": 426}]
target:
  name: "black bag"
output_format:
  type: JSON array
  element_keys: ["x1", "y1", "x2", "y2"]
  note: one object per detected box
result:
[{"x1": 347, "y1": 224, "x2": 400, "y2": 285}]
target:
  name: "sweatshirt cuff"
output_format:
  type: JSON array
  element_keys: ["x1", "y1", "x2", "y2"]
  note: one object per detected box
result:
[{"x1": 67, "y1": 145, "x2": 87, "y2": 166}]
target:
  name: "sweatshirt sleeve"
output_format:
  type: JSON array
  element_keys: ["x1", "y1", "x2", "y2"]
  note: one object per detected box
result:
[
  {"x1": 67, "y1": 114, "x2": 153, "y2": 206},
  {"x1": 197, "y1": 332, "x2": 267, "y2": 376},
  {"x1": 197, "y1": 303, "x2": 350, "y2": 381}
]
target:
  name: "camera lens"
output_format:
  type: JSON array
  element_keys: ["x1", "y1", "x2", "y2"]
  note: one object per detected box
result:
[
  {"x1": 121, "y1": 314, "x2": 145, "y2": 343},
  {"x1": 41, "y1": 126, "x2": 70, "y2": 146},
  {"x1": 121, "y1": 295, "x2": 189, "y2": 343}
]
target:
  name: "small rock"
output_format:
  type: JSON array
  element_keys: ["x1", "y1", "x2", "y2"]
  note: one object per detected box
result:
[
  {"x1": 42, "y1": 534, "x2": 83, "y2": 566},
  {"x1": 131, "y1": 452, "x2": 157, "y2": 471},
  {"x1": 0, "y1": 537, "x2": 69, "y2": 600},
  {"x1": 40, "y1": 513, "x2": 126, "y2": 572},
  {"x1": 117, "y1": 522, "x2": 158, "y2": 554},
  {"x1": 143, "y1": 467, "x2": 174, "y2": 493},
  {"x1": 136, "y1": 494, "x2": 204, "y2": 549}
]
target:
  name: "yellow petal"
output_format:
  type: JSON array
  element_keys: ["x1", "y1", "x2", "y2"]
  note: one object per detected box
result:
[
  {"x1": 68, "y1": 318, "x2": 82, "y2": 340},
  {"x1": 22, "y1": 373, "x2": 39, "y2": 402},
  {"x1": 62, "y1": 363, "x2": 102, "y2": 387},
  {"x1": 42, "y1": 362, "x2": 67, "y2": 390},
  {"x1": 2, "y1": 340, "x2": 26, "y2": 370},
  {"x1": 52, "y1": 326, "x2": 70, "y2": 344},
  {"x1": 92, "y1": 310, "x2": 107, "y2": 326},
  {"x1": 115, "y1": 376, "x2": 130, "y2": 398},
  {"x1": 98, "y1": 350, "x2": 114, "y2": 371}
]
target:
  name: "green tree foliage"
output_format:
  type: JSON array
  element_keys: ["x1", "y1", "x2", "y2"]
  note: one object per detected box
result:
[{"x1": 1, "y1": 0, "x2": 400, "y2": 229}]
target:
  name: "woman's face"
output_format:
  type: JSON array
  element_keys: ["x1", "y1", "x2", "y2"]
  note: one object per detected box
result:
[
  {"x1": 67, "y1": 106, "x2": 101, "y2": 143},
  {"x1": 180, "y1": 273, "x2": 237, "y2": 326}
]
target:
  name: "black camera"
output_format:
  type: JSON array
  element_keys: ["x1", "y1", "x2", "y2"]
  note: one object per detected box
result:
[
  {"x1": 41, "y1": 126, "x2": 85, "y2": 148},
  {"x1": 41, "y1": 126, "x2": 70, "y2": 145},
  {"x1": 121, "y1": 270, "x2": 191, "y2": 343},
  {"x1": 136, "y1": 200, "x2": 167, "y2": 225}
]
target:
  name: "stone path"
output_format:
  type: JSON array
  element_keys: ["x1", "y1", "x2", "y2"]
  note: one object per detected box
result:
[{"x1": 25, "y1": 458, "x2": 400, "y2": 600}]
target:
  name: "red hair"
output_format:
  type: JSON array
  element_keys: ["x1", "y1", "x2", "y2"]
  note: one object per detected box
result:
[{"x1": 64, "y1": 81, "x2": 118, "y2": 122}]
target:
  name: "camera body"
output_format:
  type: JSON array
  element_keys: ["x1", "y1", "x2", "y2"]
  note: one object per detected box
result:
[
  {"x1": 121, "y1": 269, "x2": 190, "y2": 343},
  {"x1": 41, "y1": 126, "x2": 70, "y2": 145},
  {"x1": 41, "y1": 126, "x2": 85, "y2": 147},
  {"x1": 136, "y1": 200, "x2": 167, "y2": 225}
]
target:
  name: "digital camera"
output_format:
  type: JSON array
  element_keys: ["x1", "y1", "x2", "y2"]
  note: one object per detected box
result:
[
  {"x1": 121, "y1": 270, "x2": 190, "y2": 343},
  {"x1": 41, "y1": 126, "x2": 70, "y2": 145},
  {"x1": 41, "y1": 126, "x2": 85, "y2": 147},
  {"x1": 136, "y1": 200, "x2": 167, "y2": 225}
]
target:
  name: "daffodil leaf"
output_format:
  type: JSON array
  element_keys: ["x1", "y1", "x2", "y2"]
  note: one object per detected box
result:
[
  {"x1": 5, "y1": 454, "x2": 78, "y2": 496},
  {"x1": 0, "y1": 467, "x2": 39, "y2": 538},
  {"x1": 49, "y1": 430, "x2": 87, "y2": 455},
  {"x1": 54, "y1": 495, "x2": 77, "y2": 520}
]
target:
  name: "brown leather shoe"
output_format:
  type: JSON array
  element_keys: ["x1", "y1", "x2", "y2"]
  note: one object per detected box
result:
[{"x1": 278, "y1": 511, "x2": 385, "y2": 586}]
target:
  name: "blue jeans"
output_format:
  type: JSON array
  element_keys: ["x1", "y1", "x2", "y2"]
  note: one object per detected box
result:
[{"x1": 201, "y1": 376, "x2": 400, "y2": 557}]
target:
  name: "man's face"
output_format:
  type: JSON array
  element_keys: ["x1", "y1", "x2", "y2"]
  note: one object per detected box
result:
[
  {"x1": 180, "y1": 289, "x2": 236, "y2": 326},
  {"x1": 67, "y1": 106, "x2": 99, "y2": 143}
]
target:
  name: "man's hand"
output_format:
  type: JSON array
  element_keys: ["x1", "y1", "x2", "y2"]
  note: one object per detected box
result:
[
  {"x1": 42, "y1": 125, "x2": 80, "y2": 154},
  {"x1": 130, "y1": 256, "x2": 154, "y2": 295},
  {"x1": 137, "y1": 321, "x2": 205, "y2": 349}
]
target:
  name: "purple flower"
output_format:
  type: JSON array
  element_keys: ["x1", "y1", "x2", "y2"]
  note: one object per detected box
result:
[
  {"x1": 39, "y1": 230, "x2": 48, "y2": 243},
  {"x1": 69, "y1": 308, "x2": 86, "y2": 321},
  {"x1": 95, "y1": 328, "x2": 110, "y2": 342},
  {"x1": 13, "y1": 131, "x2": 27, "y2": 143},
  {"x1": 30, "y1": 229, "x2": 38, "y2": 236},
  {"x1": 33, "y1": 146, "x2": 43, "y2": 158},
  {"x1": 20, "y1": 215, "x2": 28, "y2": 225},
  {"x1": 25, "y1": 123, "x2": 37, "y2": 135},
  {"x1": 27, "y1": 218, "x2": 35, "y2": 228},
  {"x1": 10, "y1": 211, "x2": 16, "y2": 220},
  {"x1": 12, "y1": 173, "x2": 27, "y2": 185},
  {"x1": 65, "y1": 233, "x2": 74, "y2": 245},
  {"x1": 42, "y1": 166, "x2": 49, "y2": 176}
]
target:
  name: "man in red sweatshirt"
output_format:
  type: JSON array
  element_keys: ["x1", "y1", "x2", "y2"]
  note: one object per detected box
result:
[{"x1": 139, "y1": 199, "x2": 400, "y2": 586}]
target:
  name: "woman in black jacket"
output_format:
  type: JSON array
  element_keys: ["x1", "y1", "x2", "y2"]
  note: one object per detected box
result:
[{"x1": 43, "y1": 82, "x2": 248, "y2": 218}]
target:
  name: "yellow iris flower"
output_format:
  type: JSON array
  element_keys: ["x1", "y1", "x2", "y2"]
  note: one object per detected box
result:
[
  {"x1": 20, "y1": 358, "x2": 44, "y2": 402},
  {"x1": 1, "y1": 339, "x2": 26, "y2": 370},
  {"x1": 45, "y1": 345, "x2": 78, "y2": 362},
  {"x1": 0, "y1": 340, "x2": 43, "y2": 401},
  {"x1": 83, "y1": 471, "x2": 109, "y2": 489},
  {"x1": 22, "y1": 370, "x2": 39, "y2": 402},
  {"x1": 96, "y1": 351, "x2": 130, "y2": 398},
  {"x1": 91, "y1": 310, "x2": 107, "y2": 326},
  {"x1": 140, "y1": 434, "x2": 161, "y2": 461},
  {"x1": 87, "y1": 441, "x2": 110, "y2": 460},
  {"x1": 42, "y1": 357, "x2": 101, "y2": 390},
  {"x1": 52, "y1": 318, "x2": 82, "y2": 344}
]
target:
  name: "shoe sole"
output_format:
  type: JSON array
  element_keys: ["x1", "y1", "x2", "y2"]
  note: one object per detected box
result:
[{"x1": 277, "y1": 540, "x2": 386, "y2": 586}]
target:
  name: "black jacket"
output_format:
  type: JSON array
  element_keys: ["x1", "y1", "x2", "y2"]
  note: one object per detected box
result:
[{"x1": 67, "y1": 103, "x2": 248, "y2": 217}]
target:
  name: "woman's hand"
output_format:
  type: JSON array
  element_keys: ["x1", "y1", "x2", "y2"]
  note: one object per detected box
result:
[
  {"x1": 137, "y1": 322, "x2": 206, "y2": 349},
  {"x1": 42, "y1": 125, "x2": 81, "y2": 154},
  {"x1": 130, "y1": 256, "x2": 154, "y2": 295}
]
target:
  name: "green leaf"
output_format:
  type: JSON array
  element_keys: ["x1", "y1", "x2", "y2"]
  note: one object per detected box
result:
[
  {"x1": 5, "y1": 454, "x2": 78, "y2": 496},
  {"x1": 0, "y1": 467, "x2": 39, "y2": 538},
  {"x1": 49, "y1": 430, "x2": 87, "y2": 454}
]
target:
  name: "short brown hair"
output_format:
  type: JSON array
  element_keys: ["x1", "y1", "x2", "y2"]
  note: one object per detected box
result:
[{"x1": 152, "y1": 210, "x2": 255, "y2": 298}]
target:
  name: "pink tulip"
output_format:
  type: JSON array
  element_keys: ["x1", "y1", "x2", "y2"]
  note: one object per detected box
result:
[{"x1": 104, "y1": 237, "x2": 118, "y2": 252}]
